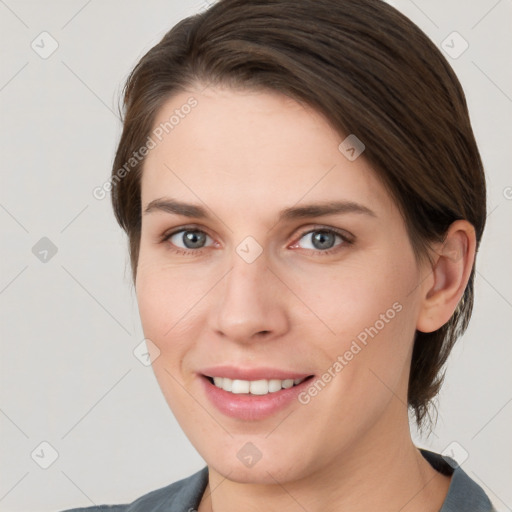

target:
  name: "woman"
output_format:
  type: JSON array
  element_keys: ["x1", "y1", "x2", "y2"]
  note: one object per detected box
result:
[{"x1": 64, "y1": 0, "x2": 495, "y2": 510}]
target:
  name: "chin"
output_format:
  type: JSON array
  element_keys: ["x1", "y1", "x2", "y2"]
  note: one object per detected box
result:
[
  {"x1": 202, "y1": 440, "x2": 316, "y2": 485},
  {"x1": 211, "y1": 459, "x2": 302, "y2": 485}
]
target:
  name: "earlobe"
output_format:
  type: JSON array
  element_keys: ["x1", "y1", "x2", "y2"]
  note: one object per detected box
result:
[{"x1": 416, "y1": 220, "x2": 476, "y2": 333}]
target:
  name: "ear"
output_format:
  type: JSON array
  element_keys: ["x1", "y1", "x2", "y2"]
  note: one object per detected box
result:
[{"x1": 416, "y1": 220, "x2": 477, "y2": 333}]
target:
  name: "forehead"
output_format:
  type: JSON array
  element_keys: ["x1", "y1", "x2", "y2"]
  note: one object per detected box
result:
[{"x1": 141, "y1": 86, "x2": 395, "y2": 218}]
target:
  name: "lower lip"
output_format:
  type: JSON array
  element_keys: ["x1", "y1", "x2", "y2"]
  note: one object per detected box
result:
[{"x1": 200, "y1": 375, "x2": 314, "y2": 421}]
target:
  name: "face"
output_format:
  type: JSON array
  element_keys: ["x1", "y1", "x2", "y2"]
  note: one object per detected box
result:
[{"x1": 136, "y1": 85, "x2": 428, "y2": 484}]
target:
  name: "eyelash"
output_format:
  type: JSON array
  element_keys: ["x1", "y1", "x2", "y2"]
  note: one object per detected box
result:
[{"x1": 159, "y1": 225, "x2": 353, "y2": 257}]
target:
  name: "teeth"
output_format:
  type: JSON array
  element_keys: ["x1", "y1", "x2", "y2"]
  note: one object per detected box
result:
[
  {"x1": 249, "y1": 379, "x2": 268, "y2": 395},
  {"x1": 210, "y1": 376, "x2": 306, "y2": 395},
  {"x1": 268, "y1": 379, "x2": 282, "y2": 392},
  {"x1": 222, "y1": 378, "x2": 232, "y2": 392},
  {"x1": 231, "y1": 379, "x2": 250, "y2": 394},
  {"x1": 282, "y1": 379, "x2": 294, "y2": 389}
]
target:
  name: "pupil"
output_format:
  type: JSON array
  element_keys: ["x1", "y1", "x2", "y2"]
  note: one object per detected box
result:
[
  {"x1": 184, "y1": 231, "x2": 206, "y2": 249},
  {"x1": 312, "y1": 231, "x2": 335, "y2": 250}
]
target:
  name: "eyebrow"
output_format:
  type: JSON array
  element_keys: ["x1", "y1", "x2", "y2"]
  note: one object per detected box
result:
[{"x1": 143, "y1": 197, "x2": 376, "y2": 221}]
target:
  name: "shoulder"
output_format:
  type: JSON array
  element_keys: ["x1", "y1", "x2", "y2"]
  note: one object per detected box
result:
[
  {"x1": 420, "y1": 449, "x2": 496, "y2": 512},
  {"x1": 59, "y1": 466, "x2": 208, "y2": 512}
]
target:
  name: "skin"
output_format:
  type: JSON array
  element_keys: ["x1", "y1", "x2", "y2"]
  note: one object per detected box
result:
[{"x1": 135, "y1": 85, "x2": 476, "y2": 512}]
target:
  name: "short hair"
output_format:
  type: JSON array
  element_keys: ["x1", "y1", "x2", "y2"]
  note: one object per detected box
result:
[{"x1": 110, "y1": 0, "x2": 486, "y2": 426}]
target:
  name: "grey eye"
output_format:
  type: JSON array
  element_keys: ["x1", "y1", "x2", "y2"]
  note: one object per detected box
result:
[
  {"x1": 298, "y1": 230, "x2": 342, "y2": 250},
  {"x1": 169, "y1": 230, "x2": 213, "y2": 249}
]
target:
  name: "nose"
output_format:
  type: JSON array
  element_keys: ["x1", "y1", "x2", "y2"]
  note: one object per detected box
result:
[{"x1": 209, "y1": 252, "x2": 290, "y2": 344}]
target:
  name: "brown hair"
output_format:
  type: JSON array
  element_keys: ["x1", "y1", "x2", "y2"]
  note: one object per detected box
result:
[{"x1": 110, "y1": 0, "x2": 486, "y2": 426}]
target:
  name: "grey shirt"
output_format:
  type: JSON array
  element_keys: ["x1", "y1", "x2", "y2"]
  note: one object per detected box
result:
[{"x1": 61, "y1": 450, "x2": 495, "y2": 511}]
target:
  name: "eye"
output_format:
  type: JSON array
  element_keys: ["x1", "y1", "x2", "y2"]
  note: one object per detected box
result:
[
  {"x1": 166, "y1": 229, "x2": 214, "y2": 250},
  {"x1": 293, "y1": 228, "x2": 349, "y2": 253}
]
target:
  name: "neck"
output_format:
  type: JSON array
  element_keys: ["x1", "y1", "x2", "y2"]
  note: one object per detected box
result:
[{"x1": 198, "y1": 401, "x2": 451, "y2": 512}]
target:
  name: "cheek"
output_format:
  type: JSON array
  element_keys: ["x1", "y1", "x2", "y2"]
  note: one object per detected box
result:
[
  {"x1": 135, "y1": 255, "x2": 232, "y2": 405},
  {"x1": 135, "y1": 260, "x2": 204, "y2": 361},
  {"x1": 135, "y1": 264, "x2": 204, "y2": 416},
  {"x1": 135, "y1": 248, "x2": 218, "y2": 332},
  {"x1": 286, "y1": 251, "x2": 418, "y2": 338},
  {"x1": 289, "y1": 253, "x2": 420, "y2": 400}
]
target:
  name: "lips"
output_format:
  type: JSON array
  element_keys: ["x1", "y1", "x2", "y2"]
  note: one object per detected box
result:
[
  {"x1": 198, "y1": 366, "x2": 315, "y2": 420},
  {"x1": 200, "y1": 365, "x2": 312, "y2": 382}
]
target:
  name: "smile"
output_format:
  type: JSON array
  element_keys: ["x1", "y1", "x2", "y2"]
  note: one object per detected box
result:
[
  {"x1": 200, "y1": 370, "x2": 315, "y2": 421},
  {"x1": 208, "y1": 376, "x2": 307, "y2": 395}
]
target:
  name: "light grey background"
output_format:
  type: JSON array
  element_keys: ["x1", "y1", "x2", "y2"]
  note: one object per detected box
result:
[{"x1": 0, "y1": 1, "x2": 510, "y2": 511}]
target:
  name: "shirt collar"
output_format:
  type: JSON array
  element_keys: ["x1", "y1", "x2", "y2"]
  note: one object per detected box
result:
[{"x1": 175, "y1": 450, "x2": 494, "y2": 511}]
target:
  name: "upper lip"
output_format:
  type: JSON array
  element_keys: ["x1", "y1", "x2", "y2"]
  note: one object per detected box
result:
[{"x1": 199, "y1": 365, "x2": 313, "y2": 381}]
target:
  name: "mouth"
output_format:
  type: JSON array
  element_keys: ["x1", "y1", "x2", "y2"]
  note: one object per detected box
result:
[
  {"x1": 199, "y1": 370, "x2": 316, "y2": 421},
  {"x1": 204, "y1": 375, "x2": 313, "y2": 395}
]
